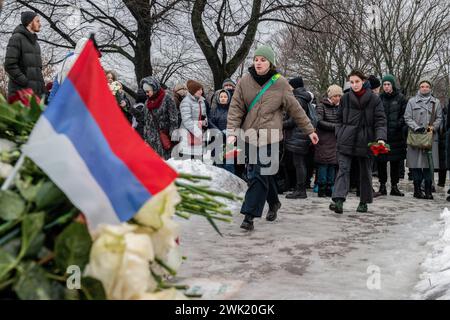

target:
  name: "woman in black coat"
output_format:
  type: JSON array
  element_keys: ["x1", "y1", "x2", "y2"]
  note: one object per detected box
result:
[{"x1": 330, "y1": 70, "x2": 387, "y2": 214}]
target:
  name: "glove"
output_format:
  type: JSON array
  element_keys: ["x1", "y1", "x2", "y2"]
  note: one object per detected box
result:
[
  {"x1": 414, "y1": 127, "x2": 426, "y2": 134},
  {"x1": 136, "y1": 88, "x2": 147, "y2": 104}
]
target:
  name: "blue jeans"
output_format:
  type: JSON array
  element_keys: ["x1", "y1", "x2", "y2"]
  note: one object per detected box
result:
[{"x1": 317, "y1": 164, "x2": 336, "y2": 186}]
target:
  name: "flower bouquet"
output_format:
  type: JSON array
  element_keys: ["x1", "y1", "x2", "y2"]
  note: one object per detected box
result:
[{"x1": 368, "y1": 141, "x2": 390, "y2": 156}]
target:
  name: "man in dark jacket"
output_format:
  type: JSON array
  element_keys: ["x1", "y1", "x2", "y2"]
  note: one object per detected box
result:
[
  {"x1": 374, "y1": 74, "x2": 408, "y2": 197},
  {"x1": 283, "y1": 76, "x2": 314, "y2": 199},
  {"x1": 4, "y1": 11, "x2": 45, "y2": 99}
]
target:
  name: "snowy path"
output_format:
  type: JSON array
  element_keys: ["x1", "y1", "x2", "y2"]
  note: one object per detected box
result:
[{"x1": 176, "y1": 180, "x2": 448, "y2": 299}]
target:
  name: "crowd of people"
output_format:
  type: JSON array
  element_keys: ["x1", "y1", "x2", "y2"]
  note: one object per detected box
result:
[{"x1": 4, "y1": 11, "x2": 450, "y2": 232}]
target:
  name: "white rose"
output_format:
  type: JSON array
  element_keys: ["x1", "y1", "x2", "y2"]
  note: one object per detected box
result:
[
  {"x1": 0, "y1": 162, "x2": 13, "y2": 179},
  {"x1": 134, "y1": 183, "x2": 181, "y2": 230},
  {"x1": 84, "y1": 224, "x2": 157, "y2": 300},
  {"x1": 0, "y1": 139, "x2": 16, "y2": 153}
]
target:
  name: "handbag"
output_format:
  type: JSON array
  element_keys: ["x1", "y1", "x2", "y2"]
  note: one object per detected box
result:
[
  {"x1": 187, "y1": 101, "x2": 204, "y2": 146},
  {"x1": 407, "y1": 102, "x2": 436, "y2": 150}
]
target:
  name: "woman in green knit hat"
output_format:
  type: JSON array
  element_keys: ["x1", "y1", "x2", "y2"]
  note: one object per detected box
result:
[{"x1": 226, "y1": 45, "x2": 319, "y2": 231}]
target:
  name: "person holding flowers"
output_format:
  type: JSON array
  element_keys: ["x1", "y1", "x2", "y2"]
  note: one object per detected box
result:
[{"x1": 330, "y1": 70, "x2": 387, "y2": 214}]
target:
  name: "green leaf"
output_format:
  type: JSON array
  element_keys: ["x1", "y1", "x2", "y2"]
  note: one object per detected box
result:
[
  {"x1": 20, "y1": 212, "x2": 45, "y2": 259},
  {"x1": 55, "y1": 222, "x2": 92, "y2": 273},
  {"x1": 16, "y1": 177, "x2": 44, "y2": 203},
  {"x1": 0, "y1": 248, "x2": 16, "y2": 282},
  {"x1": 0, "y1": 190, "x2": 26, "y2": 221},
  {"x1": 23, "y1": 232, "x2": 45, "y2": 259},
  {"x1": 80, "y1": 277, "x2": 106, "y2": 300},
  {"x1": 13, "y1": 262, "x2": 63, "y2": 300},
  {"x1": 35, "y1": 181, "x2": 67, "y2": 211}
]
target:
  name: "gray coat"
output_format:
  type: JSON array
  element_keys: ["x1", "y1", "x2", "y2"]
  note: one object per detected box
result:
[
  {"x1": 404, "y1": 93, "x2": 442, "y2": 169},
  {"x1": 179, "y1": 93, "x2": 207, "y2": 156}
]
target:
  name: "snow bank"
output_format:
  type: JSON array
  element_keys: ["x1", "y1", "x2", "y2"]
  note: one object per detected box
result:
[
  {"x1": 412, "y1": 208, "x2": 450, "y2": 300},
  {"x1": 166, "y1": 159, "x2": 247, "y2": 211}
]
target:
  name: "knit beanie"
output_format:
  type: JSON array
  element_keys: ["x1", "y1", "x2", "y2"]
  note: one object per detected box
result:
[
  {"x1": 186, "y1": 80, "x2": 203, "y2": 96},
  {"x1": 222, "y1": 78, "x2": 236, "y2": 89},
  {"x1": 368, "y1": 75, "x2": 381, "y2": 90},
  {"x1": 289, "y1": 77, "x2": 304, "y2": 89},
  {"x1": 382, "y1": 74, "x2": 397, "y2": 90},
  {"x1": 254, "y1": 45, "x2": 276, "y2": 66},
  {"x1": 327, "y1": 85, "x2": 344, "y2": 98},
  {"x1": 21, "y1": 11, "x2": 38, "y2": 27}
]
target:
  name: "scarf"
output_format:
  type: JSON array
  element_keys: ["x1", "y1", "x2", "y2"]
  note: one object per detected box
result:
[
  {"x1": 146, "y1": 88, "x2": 166, "y2": 110},
  {"x1": 248, "y1": 66, "x2": 278, "y2": 87}
]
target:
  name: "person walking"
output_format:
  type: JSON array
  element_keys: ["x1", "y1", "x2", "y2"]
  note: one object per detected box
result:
[
  {"x1": 226, "y1": 45, "x2": 318, "y2": 231},
  {"x1": 374, "y1": 74, "x2": 408, "y2": 197},
  {"x1": 315, "y1": 85, "x2": 343, "y2": 197},
  {"x1": 404, "y1": 80, "x2": 442, "y2": 200},
  {"x1": 4, "y1": 11, "x2": 45, "y2": 99},
  {"x1": 330, "y1": 70, "x2": 387, "y2": 214}
]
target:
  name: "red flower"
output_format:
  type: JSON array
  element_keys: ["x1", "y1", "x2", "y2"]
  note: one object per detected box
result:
[
  {"x1": 368, "y1": 142, "x2": 390, "y2": 156},
  {"x1": 8, "y1": 88, "x2": 41, "y2": 107}
]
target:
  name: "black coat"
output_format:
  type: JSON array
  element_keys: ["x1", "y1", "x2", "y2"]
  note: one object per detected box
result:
[
  {"x1": 377, "y1": 90, "x2": 408, "y2": 162},
  {"x1": 336, "y1": 90, "x2": 387, "y2": 157},
  {"x1": 4, "y1": 25, "x2": 45, "y2": 98},
  {"x1": 315, "y1": 98, "x2": 339, "y2": 164},
  {"x1": 209, "y1": 104, "x2": 229, "y2": 132},
  {"x1": 283, "y1": 87, "x2": 312, "y2": 155}
]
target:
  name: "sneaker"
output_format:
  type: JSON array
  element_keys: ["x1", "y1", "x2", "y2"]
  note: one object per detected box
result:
[{"x1": 329, "y1": 199, "x2": 343, "y2": 214}]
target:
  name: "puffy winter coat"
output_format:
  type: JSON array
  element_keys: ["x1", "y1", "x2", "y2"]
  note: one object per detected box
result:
[
  {"x1": 314, "y1": 98, "x2": 339, "y2": 164},
  {"x1": 4, "y1": 25, "x2": 45, "y2": 98},
  {"x1": 336, "y1": 90, "x2": 387, "y2": 157},
  {"x1": 283, "y1": 87, "x2": 313, "y2": 155}
]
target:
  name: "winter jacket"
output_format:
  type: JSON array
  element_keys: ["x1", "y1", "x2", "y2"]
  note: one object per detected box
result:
[
  {"x1": 404, "y1": 93, "x2": 442, "y2": 169},
  {"x1": 283, "y1": 87, "x2": 313, "y2": 155},
  {"x1": 179, "y1": 93, "x2": 207, "y2": 156},
  {"x1": 376, "y1": 90, "x2": 408, "y2": 162},
  {"x1": 227, "y1": 70, "x2": 314, "y2": 146},
  {"x1": 336, "y1": 90, "x2": 387, "y2": 157},
  {"x1": 314, "y1": 98, "x2": 340, "y2": 164},
  {"x1": 130, "y1": 89, "x2": 179, "y2": 160},
  {"x1": 4, "y1": 25, "x2": 45, "y2": 98}
]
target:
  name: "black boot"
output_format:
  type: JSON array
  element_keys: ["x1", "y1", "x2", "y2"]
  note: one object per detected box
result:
[
  {"x1": 266, "y1": 202, "x2": 281, "y2": 221},
  {"x1": 390, "y1": 184, "x2": 404, "y2": 197},
  {"x1": 424, "y1": 181, "x2": 434, "y2": 200},
  {"x1": 240, "y1": 214, "x2": 254, "y2": 231},
  {"x1": 318, "y1": 184, "x2": 327, "y2": 197},
  {"x1": 286, "y1": 185, "x2": 307, "y2": 199},
  {"x1": 413, "y1": 181, "x2": 425, "y2": 199}
]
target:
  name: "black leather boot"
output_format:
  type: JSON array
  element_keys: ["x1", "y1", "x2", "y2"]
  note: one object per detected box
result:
[
  {"x1": 424, "y1": 181, "x2": 434, "y2": 200},
  {"x1": 390, "y1": 184, "x2": 404, "y2": 197},
  {"x1": 240, "y1": 214, "x2": 254, "y2": 231},
  {"x1": 374, "y1": 183, "x2": 387, "y2": 197},
  {"x1": 318, "y1": 184, "x2": 327, "y2": 197},
  {"x1": 286, "y1": 185, "x2": 307, "y2": 199},
  {"x1": 413, "y1": 181, "x2": 425, "y2": 199},
  {"x1": 266, "y1": 202, "x2": 281, "y2": 221}
]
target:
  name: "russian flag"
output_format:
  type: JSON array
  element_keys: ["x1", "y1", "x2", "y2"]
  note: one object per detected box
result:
[{"x1": 22, "y1": 39, "x2": 178, "y2": 229}]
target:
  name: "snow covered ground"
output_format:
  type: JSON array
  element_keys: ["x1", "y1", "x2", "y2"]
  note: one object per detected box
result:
[
  {"x1": 412, "y1": 208, "x2": 450, "y2": 300},
  {"x1": 168, "y1": 165, "x2": 450, "y2": 299}
]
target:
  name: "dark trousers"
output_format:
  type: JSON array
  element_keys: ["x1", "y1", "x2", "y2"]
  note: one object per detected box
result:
[
  {"x1": 317, "y1": 164, "x2": 336, "y2": 186},
  {"x1": 292, "y1": 153, "x2": 307, "y2": 189},
  {"x1": 377, "y1": 160, "x2": 400, "y2": 185},
  {"x1": 241, "y1": 144, "x2": 280, "y2": 218},
  {"x1": 332, "y1": 153, "x2": 373, "y2": 203},
  {"x1": 411, "y1": 168, "x2": 432, "y2": 183}
]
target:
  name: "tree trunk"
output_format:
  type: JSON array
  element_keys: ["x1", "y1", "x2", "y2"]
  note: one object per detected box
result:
[{"x1": 134, "y1": 22, "x2": 152, "y2": 84}]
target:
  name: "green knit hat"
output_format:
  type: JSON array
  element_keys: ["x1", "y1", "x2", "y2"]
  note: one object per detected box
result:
[
  {"x1": 382, "y1": 74, "x2": 396, "y2": 90},
  {"x1": 254, "y1": 45, "x2": 276, "y2": 66}
]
